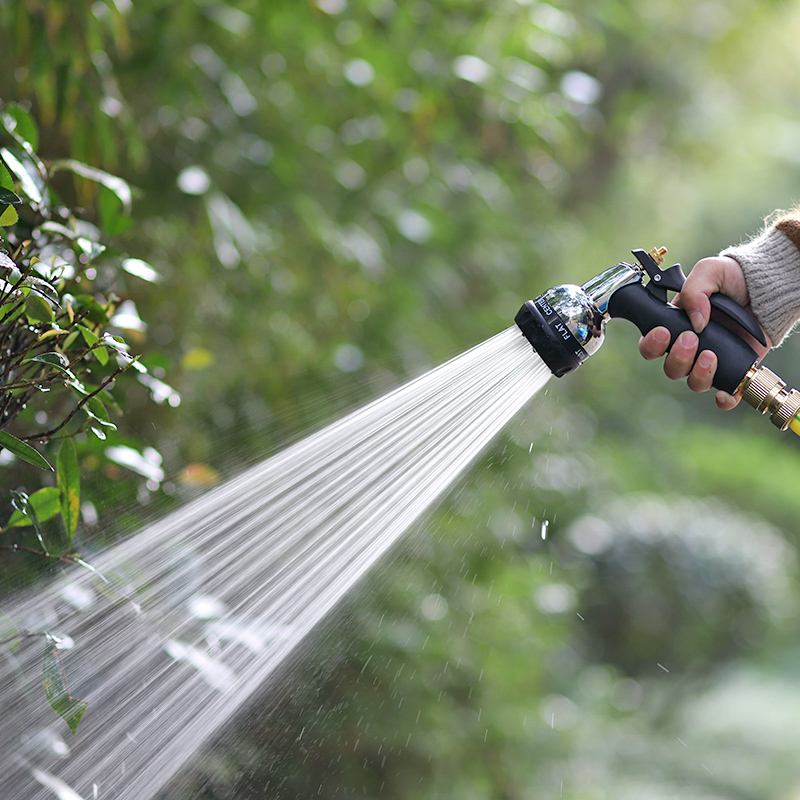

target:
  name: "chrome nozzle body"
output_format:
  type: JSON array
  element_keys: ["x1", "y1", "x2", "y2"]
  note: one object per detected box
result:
[{"x1": 532, "y1": 261, "x2": 643, "y2": 361}]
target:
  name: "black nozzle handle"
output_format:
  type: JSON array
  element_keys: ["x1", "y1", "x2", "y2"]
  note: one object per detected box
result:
[{"x1": 607, "y1": 282, "x2": 758, "y2": 395}]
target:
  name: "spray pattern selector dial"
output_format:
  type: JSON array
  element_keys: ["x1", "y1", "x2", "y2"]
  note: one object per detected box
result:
[{"x1": 630, "y1": 248, "x2": 766, "y2": 347}]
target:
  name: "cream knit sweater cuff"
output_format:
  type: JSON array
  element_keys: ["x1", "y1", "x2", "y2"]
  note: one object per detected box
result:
[{"x1": 720, "y1": 220, "x2": 800, "y2": 346}]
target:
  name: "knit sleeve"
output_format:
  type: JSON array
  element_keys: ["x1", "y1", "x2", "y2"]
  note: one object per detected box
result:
[{"x1": 720, "y1": 208, "x2": 800, "y2": 345}]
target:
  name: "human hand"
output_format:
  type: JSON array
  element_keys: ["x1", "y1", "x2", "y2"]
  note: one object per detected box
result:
[{"x1": 638, "y1": 255, "x2": 771, "y2": 409}]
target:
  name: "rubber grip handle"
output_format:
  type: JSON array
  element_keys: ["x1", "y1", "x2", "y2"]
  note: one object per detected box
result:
[{"x1": 607, "y1": 282, "x2": 758, "y2": 395}]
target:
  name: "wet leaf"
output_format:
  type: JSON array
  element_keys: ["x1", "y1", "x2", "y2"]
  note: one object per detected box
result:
[
  {"x1": 27, "y1": 351, "x2": 70, "y2": 373},
  {"x1": 0, "y1": 431, "x2": 52, "y2": 470},
  {"x1": 42, "y1": 641, "x2": 88, "y2": 735},
  {"x1": 0, "y1": 187, "x2": 22, "y2": 205},
  {"x1": 58, "y1": 440, "x2": 80, "y2": 543},
  {"x1": 0, "y1": 249, "x2": 22, "y2": 280},
  {"x1": 6, "y1": 486, "x2": 61, "y2": 528},
  {"x1": 23, "y1": 275, "x2": 60, "y2": 305},
  {"x1": 85, "y1": 396, "x2": 115, "y2": 429},
  {"x1": 1, "y1": 147, "x2": 44, "y2": 206}
]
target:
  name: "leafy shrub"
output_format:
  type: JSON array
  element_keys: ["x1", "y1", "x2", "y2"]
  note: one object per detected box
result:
[{"x1": 0, "y1": 101, "x2": 172, "y2": 731}]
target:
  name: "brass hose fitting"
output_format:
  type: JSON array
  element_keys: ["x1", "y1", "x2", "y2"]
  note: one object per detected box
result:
[{"x1": 738, "y1": 365, "x2": 800, "y2": 430}]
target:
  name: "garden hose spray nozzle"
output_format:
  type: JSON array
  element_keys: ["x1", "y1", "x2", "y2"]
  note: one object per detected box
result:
[{"x1": 516, "y1": 247, "x2": 800, "y2": 436}]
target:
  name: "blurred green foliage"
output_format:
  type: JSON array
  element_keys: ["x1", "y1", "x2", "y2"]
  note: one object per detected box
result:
[{"x1": 3, "y1": 0, "x2": 800, "y2": 797}]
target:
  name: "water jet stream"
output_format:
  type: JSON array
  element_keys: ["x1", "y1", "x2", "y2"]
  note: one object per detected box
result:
[{"x1": 0, "y1": 327, "x2": 549, "y2": 800}]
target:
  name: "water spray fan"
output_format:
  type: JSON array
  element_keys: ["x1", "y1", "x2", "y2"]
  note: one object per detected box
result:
[{"x1": 516, "y1": 247, "x2": 800, "y2": 435}]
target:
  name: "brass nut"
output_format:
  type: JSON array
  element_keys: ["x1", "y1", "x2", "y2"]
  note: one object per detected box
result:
[{"x1": 739, "y1": 365, "x2": 800, "y2": 430}]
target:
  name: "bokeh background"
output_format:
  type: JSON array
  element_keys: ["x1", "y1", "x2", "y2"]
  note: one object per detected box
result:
[{"x1": 3, "y1": 1, "x2": 800, "y2": 797}]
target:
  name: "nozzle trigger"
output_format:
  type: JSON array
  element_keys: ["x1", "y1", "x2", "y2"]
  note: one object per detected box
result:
[
  {"x1": 706, "y1": 292, "x2": 767, "y2": 346},
  {"x1": 631, "y1": 248, "x2": 766, "y2": 346},
  {"x1": 632, "y1": 248, "x2": 687, "y2": 295}
]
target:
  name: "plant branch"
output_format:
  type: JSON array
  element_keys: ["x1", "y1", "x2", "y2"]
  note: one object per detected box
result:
[{"x1": 25, "y1": 358, "x2": 132, "y2": 442}]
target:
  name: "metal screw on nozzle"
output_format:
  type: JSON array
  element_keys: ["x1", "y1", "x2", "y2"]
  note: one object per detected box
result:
[{"x1": 648, "y1": 246, "x2": 668, "y2": 266}]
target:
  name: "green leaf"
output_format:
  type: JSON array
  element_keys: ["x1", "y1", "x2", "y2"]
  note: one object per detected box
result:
[
  {"x1": 76, "y1": 325, "x2": 109, "y2": 366},
  {"x1": 0, "y1": 187, "x2": 22, "y2": 205},
  {"x1": 61, "y1": 329, "x2": 80, "y2": 350},
  {"x1": 0, "y1": 250, "x2": 23, "y2": 283},
  {"x1": 93, "y1": 345, "x2": 109, "y2": 366},
  {"x1": 0, "y1": 430, "x2": 52, "y2": 470},
  {"x1": 57, "y1": 440, "x2": 80, "y2": 543},
  {"x1": 7, "y1": 486, "x2": 61, "y2": 528},
  {"x1": 0, "y1": 204, "x2": 19, "y2": 227},
  {"x1": 75, "y1": 237, "x2": 106, "y2": 262},
  {"x1": 0, "y1": 302, "x2": 23, "y2": 323},
  {"x1": 49, "y1": 158, "x2": 133, "y2": 214},
  {"x1": 98, "y1": 185, "x2": 133, "y2": 236},
  {"x1": 38, "y1": 220, "x2": 77, "y2": 240},
  {"x1": 1, "y1": 147, "x2": 44, "y2": 206},
  {"x1": 3, "y1": 104, "x2": 40, "y2": 151},
  {"x1": 122, "y1": 257, "x2": 161, "y2": 283},
  {"x1": 25, "y1": 293, "x2": 54, "y2": 323},
  {"x1": 0, "y1": 163, "x2": 14, "y2": 192},
  {"x1": 23, "y1": 275, "x2": 59, "y2": 305},
  {"x1": 85, "y1": 396, "x2": 115, "y2": 429},
  {"x1": 27, "y1": 351, "x2": 70, "y2": 373},
  {"x1": 78, "y1": 324, "x2": 99, "y2": 347},
  {"x1": 72, "y1": 295, "x2": 109, "y2": 325},
  {"x1": 42, "y1": 641, "x2": 88, "y2": 735}
]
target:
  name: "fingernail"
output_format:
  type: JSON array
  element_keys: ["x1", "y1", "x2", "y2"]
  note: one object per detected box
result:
[
  {"x1": 653, "y1": 328, "x2": 670, "y2": 345},
  {"x1": 697, "y1": 351, "x2": 714, "y2": 369},
  {"x1": 689, "y1": 311, "x2": 704, "y2": 332}
]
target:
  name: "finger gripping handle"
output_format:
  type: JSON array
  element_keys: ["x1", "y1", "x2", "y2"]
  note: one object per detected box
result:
[{"x1": 607, "y1": 283, "x2": 758, "y2": 394}]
